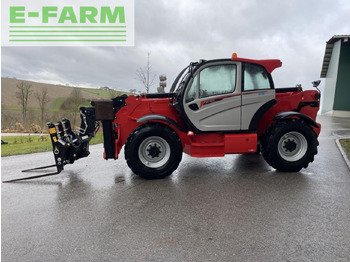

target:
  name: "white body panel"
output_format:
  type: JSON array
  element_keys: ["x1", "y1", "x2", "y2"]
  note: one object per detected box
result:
[{"x1": 241, "y1": 90, "x2": 275, "y2": 130}]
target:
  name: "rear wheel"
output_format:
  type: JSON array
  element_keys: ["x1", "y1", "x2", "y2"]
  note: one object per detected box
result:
[
  {"x1": 125, "y1": 123, "x2": 182, "y2": 179},
  {"x1": 261, "y1": 119, "x2": 318, "y2": 172}
]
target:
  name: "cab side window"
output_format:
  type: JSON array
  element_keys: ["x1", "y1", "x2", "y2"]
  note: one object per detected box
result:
[
  {"x1": 199, "y1": 65, "x2": 236, "y2": 98},
  {"x1": 244, "y1": 63, "x2": 271, "y2": 91},
  {"x1": 185, "y1": 64, "x2": 236, "y2": 103}
]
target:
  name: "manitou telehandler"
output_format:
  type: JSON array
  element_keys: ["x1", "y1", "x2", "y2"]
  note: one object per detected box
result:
[{"x1": 6, "y1": 53, "x2": 321, "y2": 182}]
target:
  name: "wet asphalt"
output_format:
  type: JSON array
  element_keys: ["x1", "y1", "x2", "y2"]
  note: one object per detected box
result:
[{"x1": 2, "y1": 115, "x2": 350, "y2": 262}]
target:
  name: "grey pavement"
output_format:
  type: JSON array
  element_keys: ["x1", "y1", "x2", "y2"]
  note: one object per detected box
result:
[{"x1": 1, "y1": 115, "x2": 350, "y2": 262}]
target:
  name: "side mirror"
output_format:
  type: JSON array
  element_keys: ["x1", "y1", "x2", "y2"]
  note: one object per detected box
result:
[{"x1": 312, "y1": 80, "x2": 321, "y2": 88}]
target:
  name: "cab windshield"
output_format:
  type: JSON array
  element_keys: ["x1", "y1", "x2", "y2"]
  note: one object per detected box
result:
[{"x1": 170, "y1": 62, "x2": 199, "y2": 94}]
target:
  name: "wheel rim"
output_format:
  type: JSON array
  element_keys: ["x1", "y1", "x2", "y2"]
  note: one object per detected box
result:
[
  {"x1": 138, "y1": 136, "x2": 171, "y2": 168},
  {"x1": 278, "y1": 131, "x2": 308, "y2": 162}
]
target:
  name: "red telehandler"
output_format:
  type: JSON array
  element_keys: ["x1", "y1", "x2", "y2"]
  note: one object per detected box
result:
[{"x1": 4, "y1": 54, "x2": 321, "y2": 182}]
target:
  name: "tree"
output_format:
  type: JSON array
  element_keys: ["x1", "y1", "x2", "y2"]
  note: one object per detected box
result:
[
  {"x1": 35, "y1": 88, "x2": 50, "y2": 129},
  {"x1": 70, "y1": 88, "x2": 83, "y2": 127},
  {"x1": 108, "y1": 88, "x2": 121, "y2": 99},
  {"x1": 135, "y1": 52, "x2": 156, "y2": 93},
  {"x1": 15, "y1": 81, "x2": 32, "y2": 123}
]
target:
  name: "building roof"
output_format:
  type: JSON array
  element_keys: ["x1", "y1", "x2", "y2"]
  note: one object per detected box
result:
[{"x1": 320, "y1": 35, "x2": 350, "y2": 77}]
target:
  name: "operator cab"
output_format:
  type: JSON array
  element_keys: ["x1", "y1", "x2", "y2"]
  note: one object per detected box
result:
[{"x1": 171, "y1": 54, "x2": 281, "y2": 133}]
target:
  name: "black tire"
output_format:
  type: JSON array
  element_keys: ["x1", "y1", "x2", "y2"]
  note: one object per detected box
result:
[
  {"x1": 125, "y1": 123, "x2": 182, "y2": 179},
  {"x1": 261, "y1": 119, "x2": 319, "y2": 172}
]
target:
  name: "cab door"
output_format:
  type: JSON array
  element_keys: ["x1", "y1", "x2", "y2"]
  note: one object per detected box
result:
[
  {"x1": 183, "y1": 62, "x2": 242, "y2": 131},
  {"x1": 241, "y1": 63, "x2": 275, "y2": 130}
]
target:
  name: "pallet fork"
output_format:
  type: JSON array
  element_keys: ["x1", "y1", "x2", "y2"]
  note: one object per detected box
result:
[{"x1": 3, "y1": 107, "x2": 97, "y2": 183}]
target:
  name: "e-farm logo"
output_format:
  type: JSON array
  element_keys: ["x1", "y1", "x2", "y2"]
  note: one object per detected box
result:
[{"x1": 2, "y1": 0, "x2": 134, "y2": 46}]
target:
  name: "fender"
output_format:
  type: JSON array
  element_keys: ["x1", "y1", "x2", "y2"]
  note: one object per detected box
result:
[
  {"x1": 137, "y1": 114, "x2": 184, "y2": 132},
  {"x1": 274, "y1": 111, "x2": 319, "y2": 128},
  {"x1": 249, "y1": 99, "x2": 277, "y2": 131}
]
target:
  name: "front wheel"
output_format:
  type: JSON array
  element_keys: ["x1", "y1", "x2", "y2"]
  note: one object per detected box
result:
[
  {"x1": 261, "y1": 119, "x2": 319, "y2": 172},
  {"x1": 125, "y1": 123, "x2": 182, "y2": 179}
]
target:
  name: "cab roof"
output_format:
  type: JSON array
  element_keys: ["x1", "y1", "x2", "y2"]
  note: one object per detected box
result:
[{"x1": 232, "y1": 56, "x2": 282, "y2": 74}]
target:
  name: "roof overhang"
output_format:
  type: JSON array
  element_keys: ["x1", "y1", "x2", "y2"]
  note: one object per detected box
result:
[{"x1": 320, "y1": 35, "x2": 350, "y2": 78}]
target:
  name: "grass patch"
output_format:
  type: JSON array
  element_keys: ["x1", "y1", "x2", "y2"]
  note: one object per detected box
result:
[
  {"x1": 50, "y1": 97, "x2": 91, "y2": 112},
  {"x1": 2, "y1": 107, "x2": 40, "y2": 112},
  {"x1": 2, "y1": 102, "x2": 67, "y2": 114},
  {"x1": 1, "y1": 132, "x2": 104, "y2": 157},
  {"x1": 90, "y1": 132, "x2": 104, "y2": 145},
  {"x1": 82, "y1": 88, "x2": 131, "y2": 99},
  {"x1": 1, "y1": 135, "x2": 52, "y2": 156},
  {"x1": 2, "y1": 106, "x2": 22, "y2": 111},
  {"x1": 50, "y1": 97, "x2": 67, "y2": 111},
  {"x1": 339, "y1": 139, "x2": 350, "y2": 160},
  {"x1": 82, "y1": 88, "x2": 111, "y2": 98}
]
